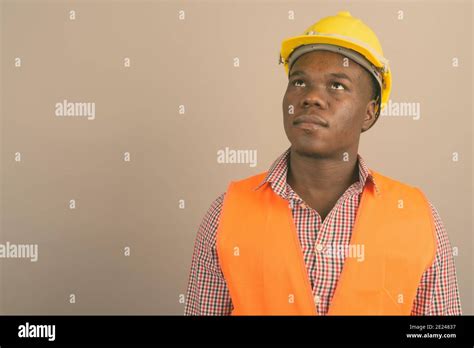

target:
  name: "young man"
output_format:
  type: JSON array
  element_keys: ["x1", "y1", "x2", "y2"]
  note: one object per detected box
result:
[{"x1": 184, "y1": 11, "x2": 462, "y2": 315}]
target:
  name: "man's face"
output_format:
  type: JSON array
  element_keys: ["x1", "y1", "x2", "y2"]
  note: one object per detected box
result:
[{"x1": 282, "y1": 50, "x2": 376, "y2": 159}]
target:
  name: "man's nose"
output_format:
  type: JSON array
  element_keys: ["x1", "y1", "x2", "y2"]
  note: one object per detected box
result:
[{"x1": 302, "y1": 86, "x2": 328, "y2": 110}]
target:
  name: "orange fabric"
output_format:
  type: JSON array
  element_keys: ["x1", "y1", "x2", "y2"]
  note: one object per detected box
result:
[{"x1": 216, "y1": 169, "x2": 437, "y2": 315}]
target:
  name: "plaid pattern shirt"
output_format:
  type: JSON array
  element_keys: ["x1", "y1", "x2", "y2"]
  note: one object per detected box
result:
[{"x1": 184, "y1": 146, "x2": 462, "y2": 315}]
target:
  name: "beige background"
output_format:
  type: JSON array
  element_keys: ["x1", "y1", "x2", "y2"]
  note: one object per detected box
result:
[{"x1": 0, "y1": 0, "x2": 472, "y2": 314}]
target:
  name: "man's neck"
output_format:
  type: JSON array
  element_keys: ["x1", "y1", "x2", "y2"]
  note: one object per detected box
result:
[{"x1": 286, "y1": 147, "x2": 360, "y2": 196}]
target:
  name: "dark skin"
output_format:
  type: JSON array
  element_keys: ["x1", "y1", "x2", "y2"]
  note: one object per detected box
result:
[{"x1": 282, "y1": 50, "x2": 377, "y2": 222}]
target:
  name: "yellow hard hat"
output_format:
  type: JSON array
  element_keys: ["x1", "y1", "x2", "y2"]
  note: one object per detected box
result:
[{"x1": 280, "y1": 11, "x2": 391, "y2": 127}]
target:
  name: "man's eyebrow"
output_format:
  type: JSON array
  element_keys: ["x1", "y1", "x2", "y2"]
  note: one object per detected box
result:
[
  {"x1": 289, "y1": 70, "x2": 353, "y2": 83},
  {"x1": 289, "y1": 70, "x2": 306, "y2": 78},
  {"x1": 329, "y1": 72, "x2": 353, "y2": 82}
]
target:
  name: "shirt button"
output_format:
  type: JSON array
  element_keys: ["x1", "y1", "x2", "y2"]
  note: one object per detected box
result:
[
  {"x1": 314, "y1": 295, "x2": 321, "y2": 304},
  {"x1": 315, "y1": 244, "x2": 324, "y2": 252}
]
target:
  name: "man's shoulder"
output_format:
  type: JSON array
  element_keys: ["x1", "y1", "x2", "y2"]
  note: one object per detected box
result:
[
  {"x1": 370, "y1": 169, "x2": 424, "y2": 194},
  {"x1": 231, "y1": 171, "x2": 268, "y2": 188},
  {"x1": 370, "y1": 170, "x2": 441, "y2": 221},
  {"x1": 372, "y1": 171, "x2": 447, "y2": 231},
  {"x1": 203, "y1": 171, "x2": 269, "y2": 227},
  {"x1": 196, "y1": 192, "x2": 226, "y2": 248},
  {"x1": 206, "y1": 191, "x2": 226, "y2": 222}
]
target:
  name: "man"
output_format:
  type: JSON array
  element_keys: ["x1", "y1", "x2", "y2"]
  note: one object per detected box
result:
[{"x1": 184, "y1": 11, "x2": 462, "y2": 315}]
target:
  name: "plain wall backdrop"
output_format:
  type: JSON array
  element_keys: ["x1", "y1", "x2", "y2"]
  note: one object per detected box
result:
[{"x1": 1, "y1": 0, "x2": 472, "y2": 314}]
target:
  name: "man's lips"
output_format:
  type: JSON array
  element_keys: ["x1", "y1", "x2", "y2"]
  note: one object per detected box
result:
[{"x1": 293, "y1": 114, "x2": 329, "y2": 128}]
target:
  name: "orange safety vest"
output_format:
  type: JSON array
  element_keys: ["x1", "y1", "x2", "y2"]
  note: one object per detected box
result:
[{"x1": 216, "y1": 169, "x2": 437, "y2": 315}]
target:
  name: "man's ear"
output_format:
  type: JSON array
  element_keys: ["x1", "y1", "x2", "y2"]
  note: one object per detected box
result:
[{"x1": 361, "y1": 99, "x2": 377, "y2": 133}]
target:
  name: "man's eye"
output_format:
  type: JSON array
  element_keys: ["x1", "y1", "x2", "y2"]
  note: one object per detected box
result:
[
  {"x1": 331, "y1": 82, "x2": 345, "y2": 90},
  {"x1": 292, "y1": 79, "x2": 305, "y2": 87}
]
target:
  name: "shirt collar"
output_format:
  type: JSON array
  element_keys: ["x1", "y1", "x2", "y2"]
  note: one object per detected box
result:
[{"x1": 253, "y1": 146, "x2": 379, "y2": 197}]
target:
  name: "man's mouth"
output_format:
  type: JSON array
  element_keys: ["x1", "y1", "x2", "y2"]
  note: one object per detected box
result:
[{"x1": 293, "y1": 114, "x2": 329, "y2": 128}]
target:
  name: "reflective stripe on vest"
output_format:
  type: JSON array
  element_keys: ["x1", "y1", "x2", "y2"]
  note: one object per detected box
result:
[{"x1": 216, "y1": 169, "x2": 437, "y2": 315}]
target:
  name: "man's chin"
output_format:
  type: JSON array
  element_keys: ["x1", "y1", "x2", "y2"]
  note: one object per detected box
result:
[{"x1": 290, "y1": 142, "x2": 331, "y2": 160}]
